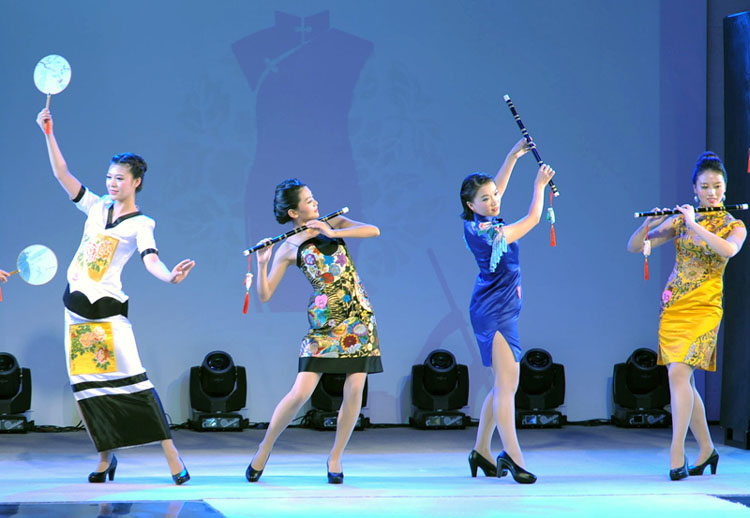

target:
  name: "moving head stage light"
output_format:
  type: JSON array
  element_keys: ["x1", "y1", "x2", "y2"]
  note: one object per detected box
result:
[
  {"x1": 189, "y1": 351, "x2": 247, "y2": 431},
  {"x1": 0, "y1": 353, "x2": 33, "y2": 433},
  {"x1": 612, "y1": 348, "x2": 670, "y2": 427},
  {"x1": 410, "y1": 349, "x2": 469, "y2": 429},
  {"x1": 516, "y1": 348, "x2": 565, "y2": 428},
  {"x1": 306, "y1": 373, "x2": 369, "y2": 431}
]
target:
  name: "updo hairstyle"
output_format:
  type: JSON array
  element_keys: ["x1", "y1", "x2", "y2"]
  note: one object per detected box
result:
[
  {"x1": 273, "y1": 178, "x2": 307, "y2": 224},
  {"x1": 111, "y1": 152, "x2": 147, "y2": 192}
]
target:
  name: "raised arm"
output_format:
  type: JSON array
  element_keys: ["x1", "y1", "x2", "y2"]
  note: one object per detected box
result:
[
  {"x1": 36, "y1": 108, "x2": 82, "y2": 199},
  {"x1": 626, "y1": 211, "x2": 675, "y2": 253},
  {"x1": 305, "y1": 216, "x2": 380, "y2": 239},
  {"x1": 494, "y1": 138, "x2": 533, "y2": 198},
  {"x1": 501, "y1": 164, "x2": 555, "y2": 244},
  {"x1": 255, "y1": 241, "x2": 296, "y2": 302},
  {"x1": 143, "y1": 254, "x2": 195, "y2": 283},
  {"x1": 675, "y1": 205, "x2": 747, "y2": 258}
]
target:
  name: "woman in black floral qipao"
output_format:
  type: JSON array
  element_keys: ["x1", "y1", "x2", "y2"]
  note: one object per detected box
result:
[{"x1": 246, "y1": 179, "x2": 382, "y2": 484}]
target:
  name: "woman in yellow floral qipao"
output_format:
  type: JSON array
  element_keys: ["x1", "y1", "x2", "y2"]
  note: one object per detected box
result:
[
  {"x1": 37, "y1": 108, "x2": 195, "y2": 484},
  {"x1": 247, "y1": 179, "x2": 382, "y2": 484},
  {"x1": 628, "y1": 152, "x2": 746, "y2": 480}
]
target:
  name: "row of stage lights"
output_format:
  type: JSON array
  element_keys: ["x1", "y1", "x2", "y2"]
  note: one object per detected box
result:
[{"x1": 0, "y1": 348, "x2": 671, "y2": 433}]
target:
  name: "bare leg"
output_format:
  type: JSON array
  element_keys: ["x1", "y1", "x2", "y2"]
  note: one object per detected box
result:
[
  {"x1": 490, "y1": 331, "x2": 524, "y2": 467},
  {"x1": 95, "y1": 450, "x2": 114, "y2": 472},
  {"x1": 328, "y1": 373, "x2": 367, "y2": 473},
  {"x1": 160, "y1": 439, "x2": 184, "y2": 474},
  {"x1": 667, "y1": 362, "x2": 694, "y2": 469},
  {"x1": 250, "y1": 372, "x2": 322, "y2": 471},
  {"x1": 473, "y1": 389, "x2": 497, "y2": 465},
  {"x1": 688, "y1": 376, "x2": 715, "y2": 462}
]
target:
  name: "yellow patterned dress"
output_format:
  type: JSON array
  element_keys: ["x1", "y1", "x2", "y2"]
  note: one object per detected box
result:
[{"x1": 658, "y1": 211, "x2": 745, "y2": 370}]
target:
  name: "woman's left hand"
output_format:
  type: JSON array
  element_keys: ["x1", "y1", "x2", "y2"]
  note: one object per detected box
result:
[
  {"x1": 305, "y1": 219, "x2": 335, "y2": 238},
  {"x1": 674, "y1": 204, "x2": 697, "y2": 227},
  {"x1": 169, "y1": 259, "x2": 195, "y2": 284},
  {"x1": 534, "y1": 164, "x2": 555, "y2": 189}
]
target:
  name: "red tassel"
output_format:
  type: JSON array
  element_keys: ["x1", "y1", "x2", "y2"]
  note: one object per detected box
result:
[
  {"x1": 0, "y1": 284, "x2": 3, "y2": 302},
  {"x1": 643, "y1": 221, "x2": 649, "y2": 280},
  {"x1": 549, "y1": 191, "x2": 556, "y2": 247},
  {"x1": 242, "y1": 255, "x2": 252, "y2": 314},
  {"x1": 747, "y1": 147, "x2": 750, "y2": 173}
]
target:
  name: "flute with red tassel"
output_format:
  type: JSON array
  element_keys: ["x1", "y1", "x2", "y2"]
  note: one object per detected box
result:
[
  {"x1": 240, "y1": 207, "x2": 350, "y2": 313},
  {"x1": 634, "y1": 204, "x2": 748, "y2": 281},
  {"x1": 637, "y1": 204, "x2": 748, "y2": 280},
  {"x1": 503, "y1": 94, "x2": 559, "y2": 246}
]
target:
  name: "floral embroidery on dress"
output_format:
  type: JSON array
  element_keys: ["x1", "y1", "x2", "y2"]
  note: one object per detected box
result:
[
  {"x1": 472, "y1": 219, "x2": 507, "y2": 273},
  {"x1": 76, "y1": 233, "x2": 120, "y2": 282},
  {"x1": 661, "y1": 213, "x2": 743, "y2": 310},
  {"x1": 298, "y1": 237, "x2": 379, "y2": 359},
  {"x1": 659, "y1": 323, "x2": 719, "y2": 370},
  {"x1": 69, "y1": 322, "x2": 118, "y2": 375}
]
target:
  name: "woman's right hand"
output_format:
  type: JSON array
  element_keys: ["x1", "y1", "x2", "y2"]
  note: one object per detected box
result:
[
  {"x1": 256, "y1": 240, "x2": 274, "y2": 265},
  {"x1": 509, "y1": 137, "x2": 534, "y2": 159},
  {"x1": 36, "y1": 108, "x2": 52, "y2": 134},
  {"x1": 645, "y1": 208, "x2": 670, "y2": 228}
]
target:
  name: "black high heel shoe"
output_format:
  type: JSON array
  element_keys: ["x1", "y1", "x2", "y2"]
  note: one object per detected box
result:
[
  {"x1": 688, "y1": 449, "x2": 719, "y2": 476},
  {"x1": 246, "y1": 455, "x2": 266, "y2": 483},
  {"x1": 171, "y1": 460, "x2": 190, "y2": 485},
  {"x1": 88, "y1": 455, "x2": 117, "y2": 483},
  {"x1": 496, "y1": 451, "x2": 536, "y2": 484},
  {"x1": 669, "y1": 455, "x2": 688, "y2": 481},
  {"x1": 327, "y1": 460, "x2": 344, "y2": 484},
  {"x1": 468, "y1": 450, "x2": 497, "y2": 477}
]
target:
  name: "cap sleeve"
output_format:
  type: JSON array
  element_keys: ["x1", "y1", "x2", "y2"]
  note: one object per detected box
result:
[
  {"x1": 719, "y1": 216, "x2": 746, "y2": 238},
  {"x1": 73, "y1": 186, "x2": 103, "y2": 215},
  {"x1": 136, "y1": 217, "x2": 158, "y2": 257}
]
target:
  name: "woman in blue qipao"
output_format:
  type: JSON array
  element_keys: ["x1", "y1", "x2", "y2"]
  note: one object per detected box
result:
[
  {"x1": 461, "y1": 139, "x2": 555, "y2": 484},
  {"x1": 246, "y1": 179, "x2": 382, "y2": 484}
]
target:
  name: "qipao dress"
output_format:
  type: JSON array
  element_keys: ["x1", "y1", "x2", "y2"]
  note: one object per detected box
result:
[
  {"x1": 464, "y1": 214, "x2": 523, "y2": 366},
  {"x1": 658, "y1": 211, "x2": 745, "y2": 370},
  {"x1": 296, "y1": 235, "x2": 382, "y2": 373},
  {"x1": 63, "y1": 186, "x2": 171, "y2": 452}
]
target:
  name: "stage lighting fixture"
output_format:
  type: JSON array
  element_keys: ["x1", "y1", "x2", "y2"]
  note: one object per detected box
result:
[
  {"x1": 612, "y1": 348, "x2": 670, "y2": 427},
  {"x1": 189, "y1": 351, "x2": 247, "y2": 431},
  {"x1": 410, "y1": 349, "x2": 469, "y2": 429},
  {"x1": 307, "y1": 373, "x2": 369, "y2": 431},
  {"x1": 0, "y1": 353, "x2": 33, "y2": 433},
  {"x1": 516, "y1": 348, "x2": 565, "y2": 428}
]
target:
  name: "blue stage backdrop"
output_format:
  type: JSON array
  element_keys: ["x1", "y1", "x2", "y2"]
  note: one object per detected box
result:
[{"x1": 0, "y1": 0, "x2": 707, "y2": 426}]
